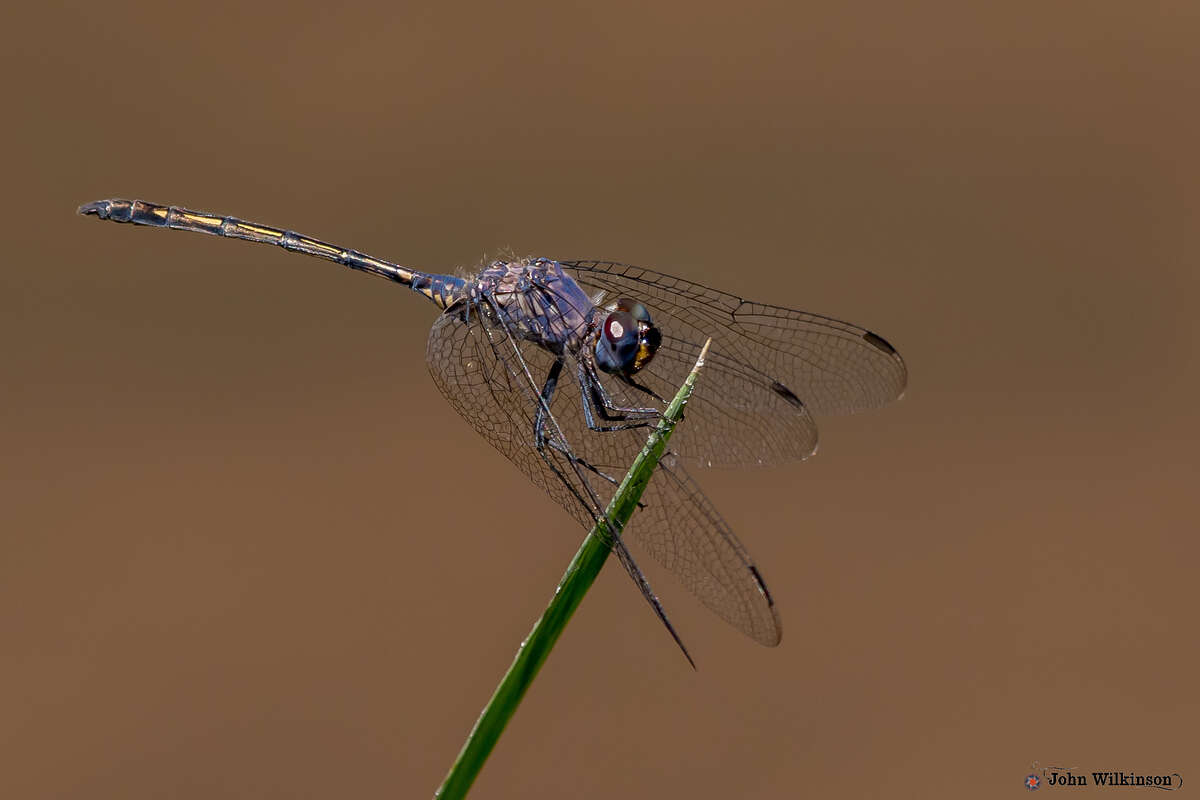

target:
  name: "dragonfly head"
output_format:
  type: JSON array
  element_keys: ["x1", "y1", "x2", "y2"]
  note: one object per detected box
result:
[{"x1": 594, "y1": 298, "x2": 662, "y2": 376}]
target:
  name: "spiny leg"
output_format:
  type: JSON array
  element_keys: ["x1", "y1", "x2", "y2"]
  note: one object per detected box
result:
[
  {"x1": 573, "y1": 363, "x2": 655, "y2": 436},
  {"x1": 532, "y1": 358, "x2": 625, "y2": 488},
  {"x1": 581, "y1": 357, "x2": 663, "y2": 421},
  {"x1": 582, "y1": 389, "x2": 654, "y2": 437}
]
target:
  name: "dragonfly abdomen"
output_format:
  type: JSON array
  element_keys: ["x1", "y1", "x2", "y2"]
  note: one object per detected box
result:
[{"x1": 78, "y1": 198, "x2": 466, "y2": 310}]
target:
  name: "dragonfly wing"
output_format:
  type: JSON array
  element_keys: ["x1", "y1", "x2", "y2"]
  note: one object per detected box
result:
[
  {"x1": 635, "y1": 453, "x2": 783, "y2": 645},
  {"x1": 562, "y1": 260, "x2": 906, "y2": 467},
  {"x1": 424, "y1": 303, "x2": 596, "y2": 531}
]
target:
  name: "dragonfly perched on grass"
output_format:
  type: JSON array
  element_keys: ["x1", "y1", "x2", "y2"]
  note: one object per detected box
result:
[{"x1": 78, "y1": 198, "x2": 907, "y2": 665}]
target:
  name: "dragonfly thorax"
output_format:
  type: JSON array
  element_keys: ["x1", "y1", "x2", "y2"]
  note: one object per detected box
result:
[{"x1": 472, "y1": 258, "x2": 596, "y2": 352}]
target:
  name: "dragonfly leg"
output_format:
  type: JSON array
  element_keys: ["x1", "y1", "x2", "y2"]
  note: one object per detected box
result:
[
  {"x1": 580, "y1": 383, "x2": 653, "y2": 434},
  {"x1": 584, "y1": 358, "x2": 661, "y2": 419},
  {"x1": 576, "y1": 360, "x2": 660, "y2": 435},
  {"x1": 531, "y1": 357, "x2": 565, "y2": 445},
  {"x1": 531, "y1": 358, "x2": 626, "y2": 490}
]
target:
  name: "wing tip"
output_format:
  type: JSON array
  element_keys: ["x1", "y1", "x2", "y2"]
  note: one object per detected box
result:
[
  {"x1": 862, "y1": 330, "x2": 897, "y2": 356},
  {"x1": 749, "y1": 565, "x2": 784, "y2": 647},
  {"x1": 862, "y1": 330, "x2": 908, "y2": 403}
]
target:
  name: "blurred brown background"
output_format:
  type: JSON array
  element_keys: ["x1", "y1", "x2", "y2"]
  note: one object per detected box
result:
[{"x1": 2, "y1": 1, "x2": 1197, "y2": 797}]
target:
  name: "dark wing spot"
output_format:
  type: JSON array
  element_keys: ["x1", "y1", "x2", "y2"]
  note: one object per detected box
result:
[
  {"x1": 862, "y1": 330, "x2": 898, "y2": 356},
  {"x1": 748, "y1": 565, "x2": 776, "y2": 607},
  {"x1": 770, "y1": 381, "x2": 806, "y2": 410}
]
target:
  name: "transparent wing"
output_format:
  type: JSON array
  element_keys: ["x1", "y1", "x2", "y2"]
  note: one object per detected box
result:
[
  {"x1": 562, "y1": 260, "x2": 907, "y2": 467},
  {"x1": 638, "y1": 454, "x2": 781, "y2": 645},
  {"x1": 425, "y1": 297, "x2": 782, "y2": 646},
  {"x1": 424, "y1": 303, "x2": 595, "y2": 532}
]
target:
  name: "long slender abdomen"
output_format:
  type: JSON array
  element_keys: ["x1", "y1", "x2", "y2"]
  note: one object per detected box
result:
[{"x1": 78, "y1": 198, "x2": 465, "y2": 309}]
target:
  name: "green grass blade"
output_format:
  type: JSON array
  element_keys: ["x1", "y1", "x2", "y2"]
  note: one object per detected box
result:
[{"x1": 434, "y1": 338, "x2": 713, "y2": 800}]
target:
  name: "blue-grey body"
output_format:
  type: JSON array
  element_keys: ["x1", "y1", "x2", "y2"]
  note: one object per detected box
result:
[{"x1": 467, "y1": 258, "x2": 598, "y2": 356}]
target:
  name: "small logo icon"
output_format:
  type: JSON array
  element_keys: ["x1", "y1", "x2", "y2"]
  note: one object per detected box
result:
[{"x1": 1025, "y1": 773, "x2": 1041, "y2": 791}]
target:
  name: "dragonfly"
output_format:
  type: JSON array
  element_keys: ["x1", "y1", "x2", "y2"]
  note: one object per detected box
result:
[{"x1": 78, "y1": 198, "x2": 907, "y2": 666}]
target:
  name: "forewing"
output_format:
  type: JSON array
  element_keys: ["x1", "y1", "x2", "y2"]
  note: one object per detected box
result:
[{"x1": 562, "y1": 259, "x2": 907, "y2": 467}]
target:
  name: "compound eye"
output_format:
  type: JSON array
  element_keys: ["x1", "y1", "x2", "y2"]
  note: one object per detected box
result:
[
  {"x1": 595, "y1": 310, "x2": 639, "y2": 373},
  {"x1": 617, "y1": 298, "x2": 653, "y2": 325},
  {"x1": 616, "y1": 298, "x2": 661, "y2": 372}
]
